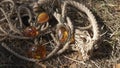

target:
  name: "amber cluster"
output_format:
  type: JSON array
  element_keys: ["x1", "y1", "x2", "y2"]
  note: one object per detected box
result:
[{"x1": 21, "y1": 4, "x2": 75, "y2": 60}]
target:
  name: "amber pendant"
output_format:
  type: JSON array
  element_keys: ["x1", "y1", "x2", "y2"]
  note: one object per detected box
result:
[
  {"x1": 27, "y1": 45, "x2": 46, "y2": 59},
  {"x1": 37, "y1": 12, "x2": 49, "y2": 24},
  {"x1": 23, "y1": 26, "x2": 39, "y2": 37},
  {"x1": 58, "y1": 26, "x2": 69, "y2": 43}
]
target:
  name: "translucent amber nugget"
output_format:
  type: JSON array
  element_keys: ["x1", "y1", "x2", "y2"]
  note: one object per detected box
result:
[
  {"x1": 23, "y1": 26, "x2": 39, "y2": 37},
  {"x1": 37, "y1": 12, "x2": 49, "y2": 24},
  {"x1": 27, "y1": 45, "x2": 46, "y2": 59},
  {"x1": 58, "y1": 27, "x2": 68, "y2": 43}
]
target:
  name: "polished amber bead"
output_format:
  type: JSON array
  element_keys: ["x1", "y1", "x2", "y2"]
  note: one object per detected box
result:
[
  {"x1": 23, "y1": 26, "x2": 39, "y2": 37},
  {"x1": 37, "y1": 12, "x2": 49, "y2": 24},
  {"x1": 58, "y1": 27, "x2": 68, "y2": 43},
  {"x1": 27, "y1": 45, "x2": 46, "y2": 59}
]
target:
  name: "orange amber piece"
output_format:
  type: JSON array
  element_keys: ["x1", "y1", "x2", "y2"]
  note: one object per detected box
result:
[
  {"x1": 58, "y1": 27, "x2": 68, "y2": 43},
  {"x1": 37, "y1": 12, "x2": 49, "y2": 24},
  {"x1": 23, "y1": 26, "x2": 39, "y2": 37},
  {"x1": 27, "y1": 45, "x2": 46, "y2": 59}
]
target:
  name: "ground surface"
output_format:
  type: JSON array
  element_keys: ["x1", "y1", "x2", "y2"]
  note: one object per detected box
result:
[{"x1": 0, "y1": 0, "x2": 120, "y2": 68}]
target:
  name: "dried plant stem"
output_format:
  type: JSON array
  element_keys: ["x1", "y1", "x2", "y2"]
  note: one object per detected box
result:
[
  {"x1": 63, "y1": 0, "x2": 99, "y2": 41},
  {"x1": 64, "y1": 56, "x2": 85, "y2": 65},
  {"x1": 0, "y1": 0, "x2": 15, "y2": 15},
  {"x1": 40, "y1": 22, "x2": 49, "y2": 31},
  {"x1": 45, "y1": 33, "x2": 60, "y2": 59},
  {"x1": 17, "y1": 5, "x2": 32, "y2": 28},
  {"x1": 0, "y1": 7, "x2": 22, "y2": 35},
  {"x1": 60, "y1": 0, "x2": 100, "y2": 60}
]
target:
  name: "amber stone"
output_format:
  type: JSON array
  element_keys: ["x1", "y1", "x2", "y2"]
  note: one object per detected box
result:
[
  {"x1": 37, "y1": 12, "x2": 49, "y2": 24},
  {"x1": 58, "y1": 27, "x2": 69, "y2": 43},
  {"x1": 27, "y1": 45, "x2": 46, "y2": 59},
  {"x1": 23, "y1": 26, "x2": 39, "y2": 37}
]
